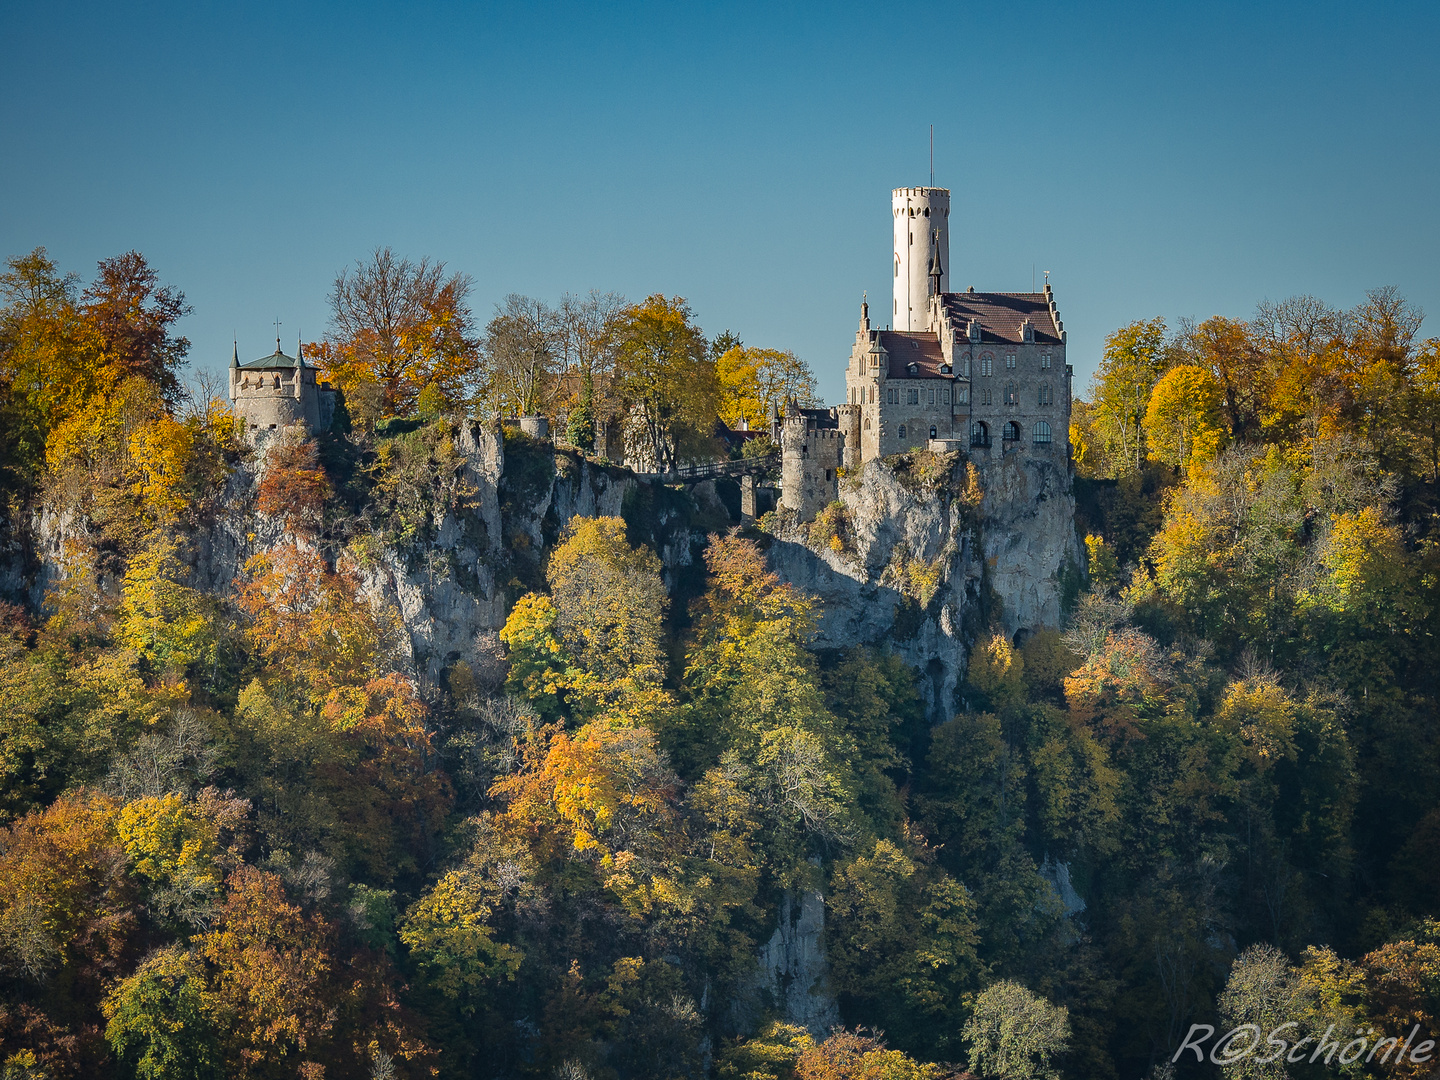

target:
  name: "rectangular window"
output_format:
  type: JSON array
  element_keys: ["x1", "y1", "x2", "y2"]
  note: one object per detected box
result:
[
  {"x1": 929, "y1": 388, "x2": 936, "y2": 405},
  {"x1": 981, "y1": 357, "x2": 993, "y2": 377},
  {"x1": 907, "y1": 388, "x2": 919, "y2": 406},
  {"x1": 1006, "y1": 355, "x2": 1016, "y2": 370},
  {"x1": 944, "y1": 388, "x2": 950, "y2": 404},
  {"x1": 1041, "y1": 355, "x2": 1051, "y2": 370}
]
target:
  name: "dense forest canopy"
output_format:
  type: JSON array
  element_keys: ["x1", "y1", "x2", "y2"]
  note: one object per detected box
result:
[{"x1": 1, "y1": 247, "x2": 1438, "y2": 1080}]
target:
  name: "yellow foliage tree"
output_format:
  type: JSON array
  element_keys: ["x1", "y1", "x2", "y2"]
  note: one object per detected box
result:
[
  {"x1": 116, "y1": 539, "x2": 216, "y2": 678},
  {"x1": 491, "y1": 721, "x2": 682, "y2": 916},
  {"x1": 1143, "y1": 363, "x2": 1226, "y2": 469},
  {"x1": 613, "y1": 295, "x2": 719, "y2": 470},
  {"x1": 545, "y1": 516, "x2": 668, "y2": 687},
  {"x1": 715, "y1": 346, "x2": 819, "y2": 429},
  {"x1": 968, "y1": 632, "x2": 1025, "y2": 711}
]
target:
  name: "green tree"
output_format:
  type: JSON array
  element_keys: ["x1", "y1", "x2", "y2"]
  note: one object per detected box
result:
[
  {"x1": 103, "y1": 946, "x2": 220, "y2": 1080},
  {"x1": 963, "y1": 981, "x2": 1070, "y2": 1080},
  {"x1": 1090, "y1": 319, "x2": 1170, "y2": 473}
]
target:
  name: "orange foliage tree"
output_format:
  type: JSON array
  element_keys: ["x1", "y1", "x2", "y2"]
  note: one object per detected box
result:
[{"x1": 320, "y1": 247, "x2": 479, "y2": 416}]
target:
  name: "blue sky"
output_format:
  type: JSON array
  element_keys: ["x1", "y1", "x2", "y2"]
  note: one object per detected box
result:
[{"x1": 2, "y1": 1, "x2": 1436, "y2": 403}]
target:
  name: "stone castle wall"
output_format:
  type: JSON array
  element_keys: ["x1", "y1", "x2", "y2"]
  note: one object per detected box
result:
[
  {"x1": 781, "y1": 415, "x2": 845, "y2": 519},
  {"x1": 230, "y1": 366, "x2": 335, "y2": 437}
]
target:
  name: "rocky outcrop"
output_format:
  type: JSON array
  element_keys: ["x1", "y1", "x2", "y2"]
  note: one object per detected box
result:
[
  {"x1": 20, "y1": 421, "x2": 714, "y2": 692},
  {"x1": 765, "y1": 449, "x2": 1079, "y2": 721},
  {"x1": 975, "y1": 450, "x2": 1080, "y2": 635},
  {"x1": 732, "y1": 890, "x2": 840, "y2": 1036}
]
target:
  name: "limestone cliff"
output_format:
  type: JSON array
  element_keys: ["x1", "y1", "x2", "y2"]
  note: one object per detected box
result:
[
  {"x1": 17, "y1": 421, "x2": 718, "y2": 693},
  {"x1": 764, "y1": 448, "x2": 1079, "y2": 721}
]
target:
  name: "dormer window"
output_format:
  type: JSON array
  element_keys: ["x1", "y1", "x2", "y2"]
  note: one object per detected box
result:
[
  {"x1": 967, "y1": 319, "x2": 981, "y2": 343},
  {"x1": 939, "y1": 363, "x2": 952, "y2": 374},
  {"x1": 907, "y1": 362, "x2": 919, "y2": 375},
  {"x1": 1021, "y1": 319, "x2": 1035, "y2": 343}
]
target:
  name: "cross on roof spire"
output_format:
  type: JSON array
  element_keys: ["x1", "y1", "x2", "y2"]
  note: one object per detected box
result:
[{"x1": 273, "y1": 317, "x2": 282, "y2": 352}]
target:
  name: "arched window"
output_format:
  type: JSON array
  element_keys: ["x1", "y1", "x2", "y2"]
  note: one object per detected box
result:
[
  {"x1": 1038, "y1": 383, "x2": 1053, "y2": 406},
  {"x1": 980, "y1": 355, "x2": 994, "y2": 377},
  {"x1": 864, "y1": 416, "x2": 871, "y2": 430},
  {"x1": 1004, "y1": 382, "x2": 1016, "y2": 404},
  {"x1": 869, "y1": 386, "x2": 875, "y2": 403},
  {"x1": 1033, "y1": 421, "x2": 1053, "y2": 444},
  {"x1": 971, "y1": 421, "x2": 990, "y2": 447},
  {"x1": 1003, "y1": 421, "x2": 1021, "y2": 441},
  {"x1": 929, "y1": 425, "x2": 938, "y2": 439}
]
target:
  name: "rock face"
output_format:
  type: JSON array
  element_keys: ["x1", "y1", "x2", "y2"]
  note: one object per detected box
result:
[
  {"x1": 975, "y1": 450, "x2": 1080, "y2": 635},
  {"x1": 765, "y1": 449, "x2": 1078, "y2": 721},
  {"x1": 17, "y1": 421, "x2": 713, "y2": 692},
  {"x1": 733, "y1": 890, "x2": 840, "y2": 1036}
]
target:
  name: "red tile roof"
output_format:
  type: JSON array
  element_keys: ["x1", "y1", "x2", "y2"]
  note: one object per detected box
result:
[
  {"x1": 942, "y1": 292, "x2": 1062, "y2": 346},
  {"x1": 877, "y1": 331, "x2": 950, "y2": 379}
]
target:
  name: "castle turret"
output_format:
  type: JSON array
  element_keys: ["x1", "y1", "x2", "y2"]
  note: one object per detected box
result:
[{"x1": 892, "y1": 187, "x2": 949, "y2": 331}]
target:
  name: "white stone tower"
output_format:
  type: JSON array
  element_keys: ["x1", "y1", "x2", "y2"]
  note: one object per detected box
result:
[{"x1": 892, "y1": 187, "x2": 950, "y2": 331}]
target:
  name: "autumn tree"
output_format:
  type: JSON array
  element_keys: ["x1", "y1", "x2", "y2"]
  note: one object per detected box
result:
[
  {"x1": 1411, "y1": 337, "x2": 1440, "y2": 483},
  {"x1": 1184, "y1": 316, "x2": 1269, "y2": 441},
  {"x1": 1143, "y1": 363, "x2": 1226, "y2": 469},
  {"x1": 81, "y1": 252, "x2": 191, "y2": 405},
  {"x1": 715, "y1": 345, "x2": 819, "y2": 429},
  {"x1": 0, "y1": 793, "x2": 136, "y2": 1000},
  {"x1": 1, "y1": 249, "x2": 193, "y2": 491},
  {"x1": 323, "y1": 247, "x2": 478, "y2": 416},
  {"x1": 483, "y1": 293, "x2": 561, "y2": 417},
  {"x1": 613, "y1": 295, "x2": 719, "y2": 470},
  {"x1": 546, "y1": 516, "x2": 668, "y2": 688},
  {"x1": 1090, "y1": 318, "x2": 1170, "y2": 473},
  {"x1": 0, "y1": 250, "x2": 85, "y2": 485},
  {"x1": 197, "y1": 866, "x2": 337, "y2": 1077}
]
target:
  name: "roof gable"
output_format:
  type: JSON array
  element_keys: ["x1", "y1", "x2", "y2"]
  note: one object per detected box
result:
[
  {"x1": 877, "y1": 331, "x2": 950, "y2": 379},
  {"x1": 942, "y1": 292, "x2": 1062, "y2": 347}
]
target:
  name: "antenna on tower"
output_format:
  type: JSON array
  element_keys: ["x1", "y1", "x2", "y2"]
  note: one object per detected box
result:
[{"x1": 929, "y1": 125, "x2": 934, "y2": 187}]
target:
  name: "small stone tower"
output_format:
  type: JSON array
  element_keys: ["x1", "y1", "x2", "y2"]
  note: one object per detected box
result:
[
  {"x1": 229, "y1": 337, "x2": 337, "y2": 439},
  {"x1": 892, "y1": 187, "x2": 950, "y2": 331},
  {"x1": 781, "y1": 406, "x2": 845, "y2": 519}
]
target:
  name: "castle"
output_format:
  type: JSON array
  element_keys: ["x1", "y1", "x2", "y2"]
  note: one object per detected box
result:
[
  {"x1": 781, "y1": 186, "x2": 1073, "y2": 517},
  {"x1": 229, "y1": 338, "x2": 337, "y2": 438}
]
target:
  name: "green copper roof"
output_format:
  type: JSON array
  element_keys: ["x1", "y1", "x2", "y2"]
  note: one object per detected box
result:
[{"x1": 236, "y1": 344, "x2": 306, "y2": 371}]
